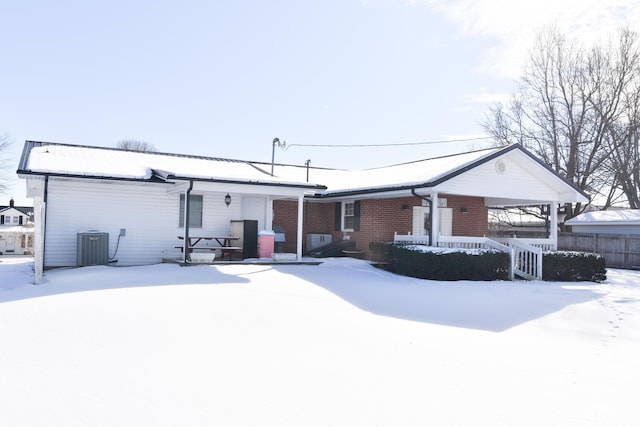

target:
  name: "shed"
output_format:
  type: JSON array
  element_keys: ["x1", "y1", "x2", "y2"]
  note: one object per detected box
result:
[{"x1": 565, "y1": 209, "x2": 640, "y2": 234}]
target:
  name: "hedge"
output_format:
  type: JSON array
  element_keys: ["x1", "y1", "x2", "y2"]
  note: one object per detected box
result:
[
  {"x1": 370, "y1": 242, "x2": 607, "y2": 282},
  {"x1": 389, "y1": 245, "x2": 510, "y2": 281},
  {"x1": 542, "y1": 251, "x2": 606, "y2": 282}
]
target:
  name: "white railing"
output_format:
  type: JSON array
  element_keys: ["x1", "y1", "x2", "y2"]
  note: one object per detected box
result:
[
  {"x1": 393, "y1": 233, "x2": 552, "y2": 280},
  {"x1": 393, "y1": 232, "x2": 430, "y2": 245},
  {"x1": 394, "y1": 234, "x2": 515, "y2": 280},
  {"x1": 437, "y1": 236, "x2": 512, "y2": 253},
  {"x1": 494, "y1": 237, "x2": 556, "y2": 251},
  {"x1": 439, "y1": 236, "x2": 514, "y2": 280},
  {"x1": 394, "y1": 234, "x2": 513, "y2": 253},
  {"x1": 509, "y1": 238, "x2": 543, "y2": 280}
]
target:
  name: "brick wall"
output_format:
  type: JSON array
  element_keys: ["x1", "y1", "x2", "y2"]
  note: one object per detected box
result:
[
  {"x1": 445, "y1": 195, "x2": 488, "y2": 237},
  {"x1": 273, "y1": 194, "x2": 488, "y2": 259}
]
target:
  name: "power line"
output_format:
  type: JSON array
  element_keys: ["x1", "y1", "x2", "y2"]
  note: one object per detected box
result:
[{"x1": 284, "y1": 136, "x2": 492, "y2": 150}]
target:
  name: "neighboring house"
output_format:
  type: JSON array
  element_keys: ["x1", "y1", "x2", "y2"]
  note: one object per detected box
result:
[
  {"x1": 17, "y1": 140, "x2": 588, "y2": 282},
  {"x1": 0, "y1": 198, "x2": 34, "y2": 255},
  {"x1": 565, "y1": 209, "x2": 640, "y2": 234}
]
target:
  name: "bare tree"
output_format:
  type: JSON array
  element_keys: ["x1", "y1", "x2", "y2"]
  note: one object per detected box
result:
[
  {"x1": 0, "y1": 131, "x2": 12, "y2": 195},
  {"x1": 483, "y1": 26, "x2": 640, "y2": 214},
  {"x1": 116, "y1": 139, "x2": 157, "y2": 152},
  {"x1": 599, "y1": 29, "x2": 640, "y2": 208}
]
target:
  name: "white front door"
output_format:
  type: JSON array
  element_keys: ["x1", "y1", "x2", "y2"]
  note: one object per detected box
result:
[
  {"x1": 439, "y1": 208, "x2": 453, "y2": 236},
  {"x1": 412, "y1": 207, "x2": 453, "y2": 236},
  {"x1": 412, "y1": 206, "x2": 430, "y2": 235}
]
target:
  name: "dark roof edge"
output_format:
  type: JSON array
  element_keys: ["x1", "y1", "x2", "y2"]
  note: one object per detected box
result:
[
  {"x1": 308, "y1": 183, "x2": 433, "y2": 199},
  {"x1": 0, "y1": 206, "x2": 34, "y2": 215},
  {"x1": 16, "y1": 140, "x2": 41, "y2": 172},
  {"x1": 166, "y1": 175, "x2": 326, "y2": 190},
  {"x1": 16, "y1": 170, "x2": 326, "y2": 190}
]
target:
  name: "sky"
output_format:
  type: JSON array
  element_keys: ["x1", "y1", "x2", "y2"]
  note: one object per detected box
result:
[{"x1": 2, "y1": 0, "x2": 639, "y2": 206}]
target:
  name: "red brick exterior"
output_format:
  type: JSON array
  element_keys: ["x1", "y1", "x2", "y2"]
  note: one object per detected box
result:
[
  {"x1": 445, "y1": 195, "x2": 488, "y2": 237},
  {"x1": 273, "y1": 195, "x2": 488, "y2": 260}
]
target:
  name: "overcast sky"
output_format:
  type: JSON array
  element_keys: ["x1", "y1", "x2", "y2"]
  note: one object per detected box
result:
[{"x1": 2, "y1": 0, "x2": 639, "y2": 205}]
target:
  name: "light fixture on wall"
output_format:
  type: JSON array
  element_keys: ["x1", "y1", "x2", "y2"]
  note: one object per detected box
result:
[{"x1": 224, "y1": 193, "x2": 231, "y2": 208}]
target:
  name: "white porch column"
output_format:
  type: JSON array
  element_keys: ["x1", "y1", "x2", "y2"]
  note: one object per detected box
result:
[
  {"x1": 550, "y1": 201, "x2": 558, "y2": 250},
  {"x1": 430, "y1": 192, "x2": 439, "y2": 246},
  {"x1": 296, "y1": 195, "x2": 304, "y2": 259},
  {"x1": 266, "y1": 197, "x2": 274, "y2": 230}
]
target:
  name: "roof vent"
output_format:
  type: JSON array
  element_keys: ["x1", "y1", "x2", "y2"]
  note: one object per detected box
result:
[{"x1": 495, "y1": 160, "x2": 506, "y2": 174}]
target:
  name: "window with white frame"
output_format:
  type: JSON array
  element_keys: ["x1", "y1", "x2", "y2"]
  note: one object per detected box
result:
[
  {"x1": 343, "y1": 202, "x2": 355, "y2": 231},
  {"x1": 179, "y1": 194, "x2": 203, "y2": 228}
]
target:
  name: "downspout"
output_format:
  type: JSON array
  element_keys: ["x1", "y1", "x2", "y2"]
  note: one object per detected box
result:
[
  {"x1": 43, "y1": 176, "x2": 49, "y2": 271},
  {"x1": 411, "y1": 188, "x2": 432, "y2": 246},
  {"x1": 183, "y1": 180, "x2": 194, "y2": 263}
]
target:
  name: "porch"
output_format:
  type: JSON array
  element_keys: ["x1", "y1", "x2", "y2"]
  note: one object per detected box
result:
[{"x1": 174, "y1": 179, "x2": 308, "y2": 264}]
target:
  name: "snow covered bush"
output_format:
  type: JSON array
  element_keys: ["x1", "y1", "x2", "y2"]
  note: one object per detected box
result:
[
  {"x1": 542, "y1": 251, "x2": 606, "y2": 282},
  {"x1": 389, "y1": 245, "x2": 511, "y2": 281}
]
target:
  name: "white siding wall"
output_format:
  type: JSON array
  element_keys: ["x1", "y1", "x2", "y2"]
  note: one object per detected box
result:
[
  {"x1": 571, "y1": 225, "x2": 640, "y2": 234},
  {"x1": 44, "y1": 179, "x2": 244, "y2": 267},
  {"x1": 438, "y1": 157, "x2": 559, "y2": 202}
]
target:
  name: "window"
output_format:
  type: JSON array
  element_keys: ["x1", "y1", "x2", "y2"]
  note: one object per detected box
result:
[
  {"x1": 179, "y1": 194, "x2": 203, "y2": 228},
  {"x1": 335, "y1": 201, "x2": 360, "y2": 232},
  {"x1": 12, "y1": 216, "x2": 19, "y2": 224},
  {"x1": 343, "y1": 202, "x2": 355, "y2": 230}
]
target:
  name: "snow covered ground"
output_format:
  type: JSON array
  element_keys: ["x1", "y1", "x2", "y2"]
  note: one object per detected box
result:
[{"x1": 1, "y1": 255, "x2": 639, "y2": 426}]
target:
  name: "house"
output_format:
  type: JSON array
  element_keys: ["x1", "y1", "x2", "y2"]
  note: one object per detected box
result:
[
  {"x1": 0, "y1": 198, "x2": 34, "y2": 255},
  {"x1": 565, "y1": 209, "x2": 640, "y2": 234},
  {"x1": 17, "y1": 140, "x2": 588, "y2": 282}
]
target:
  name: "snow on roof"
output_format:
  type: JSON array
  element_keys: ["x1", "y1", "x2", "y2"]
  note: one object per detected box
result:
[
  {"x1": 271, "y1": 147, "x2": 502, "y2": 194},
  {"x1": 565, "y1": 209, "x2": 640, "y2": 225},
  {"x1": 21, "y1": 142, "x2": 582, "y2": 200},
  {"x1": 22, "y1": 143, "x2": 320, "y2": 188},
  {"x1": 20, "y1": 142, "x2": 504, "y2": 194}
]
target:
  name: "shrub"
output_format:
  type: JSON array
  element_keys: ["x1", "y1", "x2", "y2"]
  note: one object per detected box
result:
[
  {"x1": 369, "y1": 241, "x2": 395, "y2": 269},
  {"x1": 542, "y1": 251, "x2": 606, "y2": 282},
  {"x1": 390, "y1": 245, "x2": 510, "y2": 281}
]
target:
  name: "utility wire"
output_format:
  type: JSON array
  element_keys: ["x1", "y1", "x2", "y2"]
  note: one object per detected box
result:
[{"x1": 283, "y1": 136, "x2": 492, "y2": 150}]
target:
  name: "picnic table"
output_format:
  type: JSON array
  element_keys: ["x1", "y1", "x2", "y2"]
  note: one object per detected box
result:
[{"x1": 177, "y1": 235, "x2": 242, "y2": 260}]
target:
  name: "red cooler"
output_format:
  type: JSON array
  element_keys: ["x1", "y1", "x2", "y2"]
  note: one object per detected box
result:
[{"x1": 258, "y1": 230, "x2": 275, "y2": 258}]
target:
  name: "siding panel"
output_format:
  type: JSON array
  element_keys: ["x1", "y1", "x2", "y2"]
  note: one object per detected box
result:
[
  {"x1": 439, "y1": 157, "x2": 558, "y2": 201},
  {"x1": 44, "y1": 179, "x2": 244, "y2": 267}
]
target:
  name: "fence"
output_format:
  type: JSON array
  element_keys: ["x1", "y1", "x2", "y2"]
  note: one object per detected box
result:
[{"x1": 558, "y1": 232, "x2": 640, "y2": 269}]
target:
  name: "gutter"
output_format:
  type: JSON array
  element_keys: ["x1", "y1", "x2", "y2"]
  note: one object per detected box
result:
[{"x1": 16, "y1": 170, "x2": 325, "y2": 190}]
